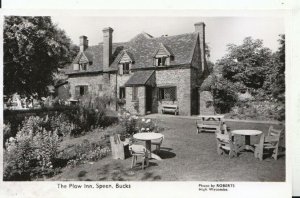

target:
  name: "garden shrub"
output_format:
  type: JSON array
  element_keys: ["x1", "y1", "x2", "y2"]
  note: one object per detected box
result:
[
  {"x1": 211, "y1": 77, "x2": 238, "y2": 114},
  {"x1": 117, "y1": 110, "x2": 139, "y2": 136},
  {"x1": 4, "y1": 116, "x2": 60, "y2": 181},
  {"x1": 66, "y1": 139, "x2": 110, "y2": 167}
]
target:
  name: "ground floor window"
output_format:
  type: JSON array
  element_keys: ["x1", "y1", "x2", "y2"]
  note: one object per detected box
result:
[
  {"x1": 119, "y1": 87, "x2": 126, "y2": 99},
  {"x1": 75, "y1": 85, "x2": 88, "y2": 98},
  {"x1": 158, "y1": 86, "x2": 177, "y2": 101},
  {"x1": 132, "y1": 87, "x2": 138, "y2": 101}
]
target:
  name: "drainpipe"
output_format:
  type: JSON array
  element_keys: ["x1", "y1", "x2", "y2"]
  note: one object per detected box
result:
[{"x1": 116, "y1": 70, "x2": 118, "y2": 111}]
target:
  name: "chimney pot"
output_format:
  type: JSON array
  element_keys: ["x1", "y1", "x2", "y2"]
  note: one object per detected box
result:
[
  {"x1": 194, "y1": 22, "x2": 206, "y2": 72},
  {"x1": 102, "y1": 27, "x2": 114, "y2": 71},
  {"x1": 79, "y1": 35, "x2": 88, "y2": 52}
]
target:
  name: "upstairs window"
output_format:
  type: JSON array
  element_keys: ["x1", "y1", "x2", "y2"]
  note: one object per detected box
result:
[
  {"x1": 80, "y1": 63, "x2": 88, "y2": 71},
  {"x1": 158, "y1": 86, "x2": 177, "y2": 101},
  {"x1": 157, "y1": 57, "x2": 167, "y2": 66},
  {"x1": 153, "y1": 43, "x2": 173, "y2": 66},
  {"x1": 123, "y1": 63, "x2": 130, "y2": 74}
]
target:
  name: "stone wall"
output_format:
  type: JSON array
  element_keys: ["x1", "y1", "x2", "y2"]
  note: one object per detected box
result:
[
  {"x1": 156, "y1": 68, "x2": 191, "y2": 115},
  {"x1": 56, "y1": 83, "x2": 70, "y2": 100},
  {"x1": 68, "y1": 74, "x2": 104, "y2": 99}
]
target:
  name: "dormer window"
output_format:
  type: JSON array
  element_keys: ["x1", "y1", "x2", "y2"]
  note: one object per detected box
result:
[
  {"x1": 118, "y1": 50, "x2": 134, "y2": 75},
  {"x1": 156, "y1": 57, "x2": 167, "y2": 66},
  {"x1": 153, "y1": 43, "x2": 174, "y2": 66},
  {"x1": 80, "y1": 63, "x2": 88, "y2": 71},
  {"x1": 123, "y1": 63, "x2": 130, "y2": 74}
]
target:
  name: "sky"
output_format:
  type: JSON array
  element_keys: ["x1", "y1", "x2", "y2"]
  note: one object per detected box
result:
[{"x1": 52, "y1": 16, "x2": 284, "y2": 63}]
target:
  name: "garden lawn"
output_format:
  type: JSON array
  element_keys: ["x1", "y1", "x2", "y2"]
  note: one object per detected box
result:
[{"x1": 49, "y1": 115, "x2": 285, "y2": 181}]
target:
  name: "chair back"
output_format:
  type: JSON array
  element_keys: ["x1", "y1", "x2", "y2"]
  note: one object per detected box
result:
[
  {"x1": 266, "y1": 126, "x2": 283, "y2": 142},
  {"x1": 215, "y1": 130, "x2": 231, "y2": 144},
  {"x1": 129, "y1": 144, "x2": 148, "y2": 156}
]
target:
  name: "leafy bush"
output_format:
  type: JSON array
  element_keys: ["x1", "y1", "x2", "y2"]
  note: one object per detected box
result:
[
  {"x1": 211, "y1": 77, "x2": 238, "y2": 114},
  {"x1": 4, "y1": 116, "x2": 60, "y2": 181},
  {"x1": 117, "y1": 110, "x2": 139, "y2": 136},
  {"x1": 3, "y1": 123, "x2": 11, "y2": 146}
]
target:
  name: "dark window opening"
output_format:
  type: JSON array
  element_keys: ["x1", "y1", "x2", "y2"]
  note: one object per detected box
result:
[
  {"x1": 119, "y1": 87, "x2": 126, "y2": 99},
  {"x1": 157, "y1": 57, "x2": 166, "y2": 66},
  {"x1": 75, "y1": 85, "x2": 88, "y2": 98},
  {"x1": 132, "y1": 87, "x2": 138, "y2": 101},
  {"x1": 158, "y1": 87, "x2": 176, "y2": 101},
  {"x1": 80, "y1": 63, "x2": 87, "y2": 70},
  {"x1": 123, "y1": 63, "x2": 130, "y2": 74}
]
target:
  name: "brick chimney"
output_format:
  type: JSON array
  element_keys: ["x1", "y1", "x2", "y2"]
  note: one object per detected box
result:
[
  {"x1": 102, "y1": 27, "x2": 114, "y2": 71},
  {"x1": 79, "y1": 35, "x2": 88, "y2": 52},
  {"x1": 194, "y1": 22, "x2": 206, "y2": 72}
]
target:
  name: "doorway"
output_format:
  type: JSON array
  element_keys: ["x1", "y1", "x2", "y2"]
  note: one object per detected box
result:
[{"x1": 146, "y1": 86, "x2": 152, "y2": 113}]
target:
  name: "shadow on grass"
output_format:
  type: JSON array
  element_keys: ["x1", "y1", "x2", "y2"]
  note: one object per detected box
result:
[{"x1": 155, "y1": 149, "x2": 176, "y2": 159}]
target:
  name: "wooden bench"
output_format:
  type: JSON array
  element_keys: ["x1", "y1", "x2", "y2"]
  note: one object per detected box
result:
[
  {"x1": 196, "y1": 115, "x2": 225, "y2": 133},
  {"x1": 162, "y1": 104, "x2": 179, "y2": 115}
]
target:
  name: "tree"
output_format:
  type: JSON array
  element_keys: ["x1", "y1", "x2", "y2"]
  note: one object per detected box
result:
[
  {"x1": 4, "y1": 16, "x2": 76, "y2": 97},
  {"x1": 263, "y1": 34, "x2": 285, "y2": 120},
  {"x1": 218, "y1": 37, "x2": 272, "y2": 90}
]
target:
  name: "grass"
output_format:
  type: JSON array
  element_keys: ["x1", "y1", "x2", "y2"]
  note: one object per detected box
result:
[{"x1": 49, "y1": 115, "x2": 285, "y2": 181}]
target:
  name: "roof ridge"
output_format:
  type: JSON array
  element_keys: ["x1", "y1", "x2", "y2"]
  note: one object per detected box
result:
[{"x1": 149, "y1": 32, "x2": 197, "y2": 40}]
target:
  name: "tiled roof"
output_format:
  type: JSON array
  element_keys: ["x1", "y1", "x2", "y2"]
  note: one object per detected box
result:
[
  {"x1": 65, "y1": 31, "x2": 198, "y2": 75},
  {"x1": 125, "y1": 70, "x2": 155, "y2": 86}
]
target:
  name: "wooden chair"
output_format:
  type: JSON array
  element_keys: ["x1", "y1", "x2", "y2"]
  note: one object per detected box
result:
[
  {"x1": 215, "y1": 125, "x2": 237, "y2": 158},
  {"x1": 254, "y1": 126, "x2": 283, "y2": 160},
  {"x1": 129, "y1": 144, "x2": 149, "y2": 169},
  {"x1": 151, "y1": 135, "x2": 164, "y2": 153}
]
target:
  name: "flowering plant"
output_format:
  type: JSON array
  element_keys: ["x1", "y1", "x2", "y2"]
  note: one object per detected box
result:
[{"x1": 137, "y1": 118, "x2": 157, "y2": 133}]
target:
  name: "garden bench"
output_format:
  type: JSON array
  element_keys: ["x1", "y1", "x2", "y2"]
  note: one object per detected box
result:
[
  {"x1": 162, "y1": 104, "x2": 179, "y2": 115},
  {"x1": 196, "y1": 115, "x2": 225, "y2": 133}
]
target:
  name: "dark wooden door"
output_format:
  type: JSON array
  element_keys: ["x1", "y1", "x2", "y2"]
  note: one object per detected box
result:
[{"x1": 146, "y1": 86, "x2": 152, "y2": 113}]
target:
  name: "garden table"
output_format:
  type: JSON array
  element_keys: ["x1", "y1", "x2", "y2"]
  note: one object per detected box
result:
[
  {"x1": 133, "y1": 132, "x2": 163, "y2": 160},
  {"x1": 231, "y1": 130, "x2": 262, "y2": 154}
]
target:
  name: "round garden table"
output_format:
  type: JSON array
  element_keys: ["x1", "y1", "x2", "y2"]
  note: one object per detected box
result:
[
  {"x1": 231, "y1": 130, "x2": 263, "y2": 153},
  {"x1": 133, "y1": 132, "x2": 164, "y2": 160}
]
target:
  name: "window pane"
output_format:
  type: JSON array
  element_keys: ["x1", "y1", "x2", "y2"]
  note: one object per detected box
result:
[{"x1": 159, "y1": 87, "x2": 176, "y2": 101}]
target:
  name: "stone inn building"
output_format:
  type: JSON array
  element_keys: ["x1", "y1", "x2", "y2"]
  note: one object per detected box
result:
[{"x1": 65, "y1": 22, "x2": 210, "y2": 116}]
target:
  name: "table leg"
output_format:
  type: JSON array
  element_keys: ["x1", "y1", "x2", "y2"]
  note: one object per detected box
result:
[
  {"x1": 145, "y1": 140, "x2": 152, "y2": 158},
  {"x1": 145, "y1": 140, "x2": 162, "y2": 160},
  {"x1": 244, "y1": 135, "x2": 255, "y2": 151}
]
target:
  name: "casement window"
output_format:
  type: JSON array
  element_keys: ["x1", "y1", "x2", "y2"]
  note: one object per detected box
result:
[
  {"x1": 157, "y1": 57, "x2": 167, "y2": 66},
  {"x1": 123, "y1": 63, "x2": 130, "y2": 74},
  {"x1": 132, "y1": 87, "x2": 138, "y2": 101},
  {"x1": 158, "y1": 86, "x2": 177, "y2": 101},
  {"x1": 119, "y1": 87, "x2": 126, "y2": 99},
  {"x1": 75, "y1": 85, "x2": 88, "y2": 98},
  {"x1": 79, "y1": 63, "x2": 88, "y2": 71}
]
